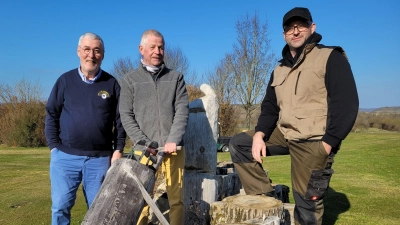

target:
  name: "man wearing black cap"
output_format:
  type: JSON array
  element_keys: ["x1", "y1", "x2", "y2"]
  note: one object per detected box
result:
[{"x1": 229, "y1": 7, "x2": 358, "y2": 225}]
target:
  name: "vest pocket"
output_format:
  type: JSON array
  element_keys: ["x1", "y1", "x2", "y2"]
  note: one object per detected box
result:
[
  {"x1": 271, "y1": 72, "x2": 287, "y2": 87},
  {"x1": 293, "y1": 108, "x2": 327, "y2": 139},
  {"x1": 295, "y1": 108, "x2": 326, "y2": 118}
]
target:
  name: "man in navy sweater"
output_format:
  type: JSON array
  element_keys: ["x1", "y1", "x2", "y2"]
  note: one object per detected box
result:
[{"x1": 45, "y1": 32, "x2": 126, "y2": 225}]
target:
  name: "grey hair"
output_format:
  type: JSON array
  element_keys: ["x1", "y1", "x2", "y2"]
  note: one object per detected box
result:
[
  {"x1": 78, "y1": 32, "x2": 105, "y2": 51},
  {"x1": 140, "y1": 29, "x2": 165, "y2": 46}
]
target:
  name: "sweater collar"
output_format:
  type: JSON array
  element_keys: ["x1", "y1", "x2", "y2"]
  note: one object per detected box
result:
[{"x1": 78, "y1": 68, "x2": 102, "y2": 84}]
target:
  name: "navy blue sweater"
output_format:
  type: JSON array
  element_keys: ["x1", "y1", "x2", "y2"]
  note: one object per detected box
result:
[{"x1": 45, "y1": 69, "x2": 126, "y2": 156}]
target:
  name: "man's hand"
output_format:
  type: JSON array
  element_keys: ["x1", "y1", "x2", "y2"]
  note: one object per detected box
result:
[
  {"x1": 163, "y1": 142, "x2": 177, "y2": 154},
  {"x1": 252, "y1": 132, "x2": 266, "y2": 164},
  {"x1": 111, "y1": 150, "x2": 123, "y2": 163},
  {"x1": 322, "y1": 141, "x2": 332, "y2": 155}
]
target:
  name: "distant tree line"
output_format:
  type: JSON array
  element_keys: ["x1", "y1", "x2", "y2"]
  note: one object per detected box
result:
[
  {"x1": 353, "y1": 111, "x2": 400, "y2": 132},
  {"x1": 0, "y1": 79, "x2": 46, "y2": 147},
  {"x1": 0, "y1": 78, "x2": 398, "y2": 147}
]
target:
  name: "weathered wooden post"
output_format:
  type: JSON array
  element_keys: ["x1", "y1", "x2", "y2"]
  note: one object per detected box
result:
[
  {"x1": 183, "y1": 84, "x2": 219, "y2": 224},
  {"x1": 184, "y1": 84, "x2": 219, "y2": 174},
  {"x1": 183, "y1": 84, "x2": 242, "y2": 224}
]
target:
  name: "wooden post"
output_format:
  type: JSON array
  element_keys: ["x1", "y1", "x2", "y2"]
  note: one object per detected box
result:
[
  {"x1": 184, "y1": 84, "x2": 219, "y2": 174},
  {"x1": 181, "y1": 84, "x2": 243, "y2": 225},
  {"x1": 183, "y1": 84, "x2": 219, "y2": 224}
]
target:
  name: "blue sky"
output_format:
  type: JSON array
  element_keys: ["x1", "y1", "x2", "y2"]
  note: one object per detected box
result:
[{"x1": 1, "y1": 0, "x2": 399, "y2": 108}]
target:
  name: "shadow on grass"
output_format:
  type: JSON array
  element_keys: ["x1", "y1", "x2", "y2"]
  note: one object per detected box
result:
[{"x1": 322, "y1": 187, "x2": 350, "y2": 225}]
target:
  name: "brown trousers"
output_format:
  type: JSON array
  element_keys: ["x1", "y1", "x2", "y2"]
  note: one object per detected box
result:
[
  {"x1": 230, "y1": 128, "x2": 335, "y2": 225},
  {"x1": 136, "y1": 148, "x2": 185, "y2": 225}
]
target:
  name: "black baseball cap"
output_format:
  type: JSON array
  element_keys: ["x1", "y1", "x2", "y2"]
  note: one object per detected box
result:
[{"x1": 283, "y1": 7, "x2": 313, "y2": 27}]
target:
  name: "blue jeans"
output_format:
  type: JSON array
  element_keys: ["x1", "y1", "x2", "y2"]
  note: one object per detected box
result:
[{"x1": 50, "y1": 148, "x2": 110, "y2": 225}]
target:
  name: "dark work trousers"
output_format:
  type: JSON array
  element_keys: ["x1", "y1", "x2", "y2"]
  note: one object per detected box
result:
[{"x1": 230, "y1": 128, "x2": 335, "y2": 225}]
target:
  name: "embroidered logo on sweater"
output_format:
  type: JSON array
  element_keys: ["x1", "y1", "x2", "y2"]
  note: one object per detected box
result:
[{"x1": 98, "y1": 90, "x2": 110, "y2": 99}]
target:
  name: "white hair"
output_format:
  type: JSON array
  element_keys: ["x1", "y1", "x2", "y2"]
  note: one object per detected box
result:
[
  {"x1": 140, "y1": 29, "x2": 164, "y2": 46},
  {"x1": 78, "y1": 32, "x2": 105, "y2": 51}
]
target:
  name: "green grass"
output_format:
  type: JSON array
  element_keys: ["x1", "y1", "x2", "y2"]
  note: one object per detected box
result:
[
  {"x1": 1, "y1": 132, "x2": 400, "y2": 224},
  {"x1": 0, "y1": 147, "x2": 89, "y2": 225},
  {"x1": 218, "y1": 132, "x2": 400, "y2": 225}
]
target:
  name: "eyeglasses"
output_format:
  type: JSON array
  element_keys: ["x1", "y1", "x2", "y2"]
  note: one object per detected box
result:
[
  {"x1": 284, "y1": 23, "x2": 311, "y2": 35},
  {"x1": 79, "y1": 46, "x2": 103, "y2": 56}
]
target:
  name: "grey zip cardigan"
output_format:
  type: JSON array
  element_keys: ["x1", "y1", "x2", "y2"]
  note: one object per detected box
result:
[{"x1": 119, "y1": 65, "x2": 189, "y2": 147}]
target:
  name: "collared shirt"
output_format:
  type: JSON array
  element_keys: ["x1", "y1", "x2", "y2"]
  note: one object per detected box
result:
[{"x1": 78, "y1": 67, "x2": 102, "y2": 84}]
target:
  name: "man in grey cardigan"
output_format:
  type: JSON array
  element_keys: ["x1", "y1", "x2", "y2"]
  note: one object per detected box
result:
[{"x1": 119, "y1": 29, "x2": 189, "y2": 225}]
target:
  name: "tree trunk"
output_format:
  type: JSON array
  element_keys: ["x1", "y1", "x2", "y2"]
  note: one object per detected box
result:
[{"x1": 210, "y1": 195, "x2": 283, "y2": 225}]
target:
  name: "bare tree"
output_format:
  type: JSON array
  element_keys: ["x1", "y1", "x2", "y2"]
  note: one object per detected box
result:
[
  {"x1": 226, "y1": 12, "x2": 277, "y2": 130},
  {"x1": 186, "y1": 85, "x2": 204, "y2": 102},
  {"x1": 110, "y1": 57, "x2": 139, "y2": 81},
  {"x1": 209, "y1": 59, "x2": 236, "y2": 104},
  {"x1": 208, "y1": 59, "x2": 237, "y2": 136},
  {"x1": 164, "y1": 45, "x2": 190, "y2": 76},
  {"x1": 0, "y1": 78, "x2": 43, "y2": 104}
]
